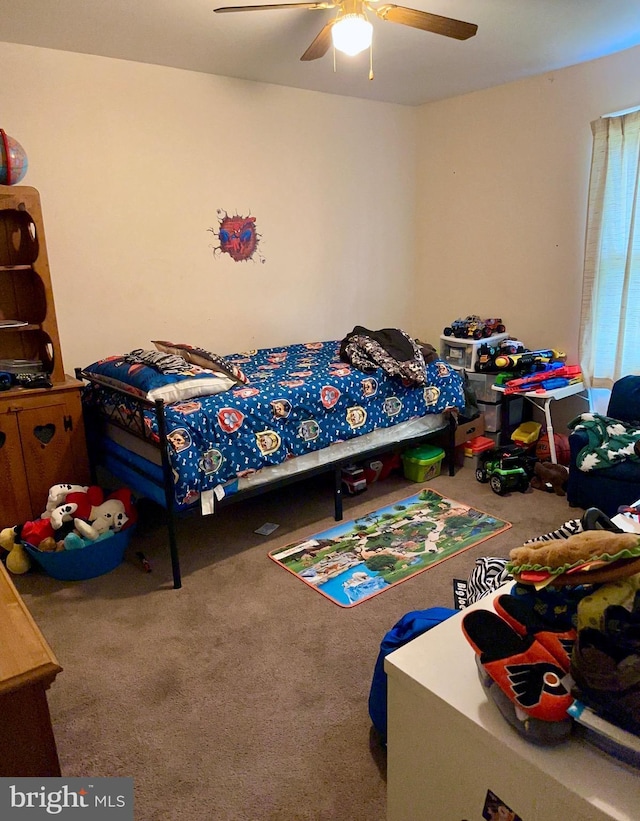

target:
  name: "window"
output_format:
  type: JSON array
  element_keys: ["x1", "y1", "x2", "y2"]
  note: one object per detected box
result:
[{"x1": 579, "y1": 110, "x2": 640, "y2": 389}]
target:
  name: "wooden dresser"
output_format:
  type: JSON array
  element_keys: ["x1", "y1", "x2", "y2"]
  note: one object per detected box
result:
[{"x1": 0, "y1": 560, "x2": 62, "y2": 776}]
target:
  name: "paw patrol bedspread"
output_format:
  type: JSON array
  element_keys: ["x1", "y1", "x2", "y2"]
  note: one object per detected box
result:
[{"x1": 100, "y1": 340, "x2": 465, "y2": 506}]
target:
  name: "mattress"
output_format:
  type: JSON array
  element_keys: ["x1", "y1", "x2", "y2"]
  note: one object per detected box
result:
[{"x1": 103, "y1": 411, "x2": 449, "y2": 511}]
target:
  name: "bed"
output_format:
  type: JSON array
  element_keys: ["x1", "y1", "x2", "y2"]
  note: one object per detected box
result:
[{"x1": 77, "y1": 336, "x2": 465, "y2": 588}]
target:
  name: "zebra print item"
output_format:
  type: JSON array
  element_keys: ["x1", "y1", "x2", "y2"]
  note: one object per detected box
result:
[
  {"x1": 523, "y1": 518, "x2": 583, "y2": 545},
  {"x1": 465, "y1": 556, "x2": 513, "y2": 606},
  {"x1": 124, "y1": 348, "x2": 191, "y2": 375}
]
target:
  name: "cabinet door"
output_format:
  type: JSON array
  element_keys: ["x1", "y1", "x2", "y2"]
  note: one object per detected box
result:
[
  {"x1": 0, "y1": 411, "x2": 31, "y2": 526},
  {"x1": 17, "y1": 403, "x2": 78, "y2": 520}
]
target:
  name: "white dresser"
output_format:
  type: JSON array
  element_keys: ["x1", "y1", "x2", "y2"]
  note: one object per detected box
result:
[{"x1": 385, "y1": 585, "x2": 640, "y2": 821}]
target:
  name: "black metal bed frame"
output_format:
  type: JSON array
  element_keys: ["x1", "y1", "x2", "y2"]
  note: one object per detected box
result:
[{"x1": 76, "y1": 368, "x2": 458, "y2": 590}]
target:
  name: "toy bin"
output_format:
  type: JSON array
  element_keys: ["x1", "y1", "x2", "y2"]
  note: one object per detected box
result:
[
  {"x1": 511, "y1": 420, "x2": 542, "y2": 446},
  {"x1": 464, "y1": 435, "x2": 495, "y2": 458},
  {"x1": 401, "y1": 445, "x2": 444, "y2": 483},
  {"x1": 362, "y1": 453, "x2": 402, "y2": 484},
  {"x1": 24, "y1": 526, "x2": 135, "y2": 581}
]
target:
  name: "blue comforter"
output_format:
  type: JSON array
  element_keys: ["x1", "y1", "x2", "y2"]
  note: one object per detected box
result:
[{"x1": 122, "y1": 340, "x2": 464, "y2": 505}]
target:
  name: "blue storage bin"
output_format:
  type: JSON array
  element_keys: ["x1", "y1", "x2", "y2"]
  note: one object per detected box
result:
[{"x1": 24, "y1": 526, "x2": 135, "y2": 581}]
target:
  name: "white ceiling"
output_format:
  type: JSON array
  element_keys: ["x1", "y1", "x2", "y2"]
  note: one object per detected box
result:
[{"x1": 2, "y1": 0, "x2": 640, "y2": 106}]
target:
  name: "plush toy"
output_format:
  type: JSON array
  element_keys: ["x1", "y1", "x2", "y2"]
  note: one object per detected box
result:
[
  {"x1": 44, "y1": 483, "x2": 89, "y2": 514},
  {"x1": 64, "y1": 530, "x2": 114, "y2": 551},
  {"x1": 73, "y1": 505, "x2": 128, "y2": 541},
  {"x1": 0, "y1": 526, "x2": 17, "y2": 554},
  {"x1": 530, "y1": 461, "x2": 569, "y2": 496},
  {"x1": 0, "y1": 526, "x2": 32, "y2": 574},
  {"x1": 38, "y1": 536, "x2": 59, "y2": 553},
  {"x1": 43, "y1": 484, "x2": 135, "y2": 552},
  {"x1": 508, "y1": 530, "x2": 640, "y2": 586},
  {"x1": 21, "y1": 517, "x2": 55, "y2": 547},
  {"x1": 107, "y1": 488, "x2": 137, "y2": 526},
  {"x1": 48, "y1": 485, "x2": 104, "y2": 530},
  {"x1": 80, "y1": 499, "x2": 128, "y2": 537}
]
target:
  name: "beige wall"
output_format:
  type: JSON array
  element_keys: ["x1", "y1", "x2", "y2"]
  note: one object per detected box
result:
[
  {"x1": 0, "y1": 42, "x2": 417, "y2": 372},
  {"x1": 414, "y1": 44, "x2": 640, "y2": 365},
  {"x1": 2, "y1": 40, "x2": 640, "y2": 386}
]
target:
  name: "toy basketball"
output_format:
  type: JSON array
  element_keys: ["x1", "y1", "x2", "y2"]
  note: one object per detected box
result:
[{"x1": 536, "y1": 433, "x2": 570, "y2": 465}]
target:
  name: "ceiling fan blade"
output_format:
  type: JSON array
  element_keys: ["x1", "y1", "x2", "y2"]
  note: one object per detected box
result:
[
  {"x1": 300, "y1": 21, "x2": 335, "y2": 61},
  {"x1": 373, "y1": 5, "x2": 478, "y2": 40},
  {"x1": 214, "y1": 2, "x2": 334, "y2": 12}
]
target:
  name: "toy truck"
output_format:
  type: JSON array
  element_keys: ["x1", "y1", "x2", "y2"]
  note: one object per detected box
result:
[
  {"x1": 443, "y1": 315, "x2": 506, "y2": 340},
  {"x1": 341, "y1": 465, "x2": 367, "y2": 495},
  {"x1": 475, "y1": 446, "x2": 535, "y2": 495}
]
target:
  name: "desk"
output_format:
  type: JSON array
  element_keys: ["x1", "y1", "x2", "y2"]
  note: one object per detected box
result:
[
  {"x1": 385, "y1": 584, "x2": 640, "y2": 821},
  {"x1": 493, "y1": 381, "x2": 587, "y2": 463},
  {"x1": 0, "y1": 560, "x2": 62, "y2": 776}
]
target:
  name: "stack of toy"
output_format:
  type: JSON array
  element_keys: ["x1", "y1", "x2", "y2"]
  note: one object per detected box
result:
[
  {"x1": 502, "y1": 363, "x2": 582, "y2": 395},
  {"x1": 0, "y1": 483, "x2": 137, "y2": 578}
]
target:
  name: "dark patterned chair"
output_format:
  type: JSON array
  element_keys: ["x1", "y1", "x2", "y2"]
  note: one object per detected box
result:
[{"x1": 567, "y1": 375, "x2": 640, "y2": 517}]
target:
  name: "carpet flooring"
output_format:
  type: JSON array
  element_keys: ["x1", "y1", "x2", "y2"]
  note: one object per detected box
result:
[{"x1": 14, "y1": 461, "x2": 576, "y2": 820}]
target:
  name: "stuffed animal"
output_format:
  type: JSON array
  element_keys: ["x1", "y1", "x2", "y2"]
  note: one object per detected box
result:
[
  {"x1": 0, "y1": 526, "x2": 32, "y2": 574},
  {"x1": 64, "y1": 530, "x2": 114, "y2": 551},
  {"x1": 78, "y1": 499, "x2": 129, "y2": 537},
  {"x1": 509, "y1": 530, "x2": 640, "y2": 579},
  {"x1": 38, "y1": 484, "x2": 136, "y2": 553},
  {"x1": 38, "y1": 536, "x2": 59, "y2": 553},
  {"x1": 73, "y1": 502, "x2": 128, "y2": 541},
  {"x1": 0, "y1": 526, "x2": 17, "y2": 554},
  {"x1": 48, "y1": 485, "x2": 104, "y2": 530},
  {"x1": 44, "y1": 483, "x2": 89, "y2": 514},
  {"x1": 21, "y1": 517, "x2": 55, "y2": 547},
  {"x1": 530, "y1": 461, "x2": 569, "y2": 496}
]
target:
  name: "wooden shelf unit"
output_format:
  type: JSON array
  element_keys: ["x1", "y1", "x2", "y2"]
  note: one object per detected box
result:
[
  {"x1": 0, "y1": 186, "x2": 89, "y2": 525},
  {"x1": 0, "y1": 186, "x2": 64, "y2": 382}
]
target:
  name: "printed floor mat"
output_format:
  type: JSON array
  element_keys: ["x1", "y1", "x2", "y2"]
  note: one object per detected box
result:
[{"x1": 268, "y1": 488, "x2": 511, "y2": 607}]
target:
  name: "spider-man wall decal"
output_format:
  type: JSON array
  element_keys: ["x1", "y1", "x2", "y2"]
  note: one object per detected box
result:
[{"x1": 208, "y1": 209, "x2": 265, "y2": 263}]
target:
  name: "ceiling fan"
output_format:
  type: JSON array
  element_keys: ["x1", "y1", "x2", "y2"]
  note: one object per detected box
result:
[{"x1": 213, "y1": 1, "x2": 478, "y2": 64}]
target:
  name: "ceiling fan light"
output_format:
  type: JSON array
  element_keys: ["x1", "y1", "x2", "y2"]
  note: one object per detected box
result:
[{"x1": 332, "y1": 15, "x2": 373, "y2": 57}]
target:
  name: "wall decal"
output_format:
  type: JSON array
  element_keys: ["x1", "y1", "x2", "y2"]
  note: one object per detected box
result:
[{"x1": 208, "y1": 209, "x2": 265, "y2": 263}]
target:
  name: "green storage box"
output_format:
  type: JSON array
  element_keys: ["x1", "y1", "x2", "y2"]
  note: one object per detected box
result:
[{"x1": 401, "y1": 444, "x2": 445, "y2": 482}]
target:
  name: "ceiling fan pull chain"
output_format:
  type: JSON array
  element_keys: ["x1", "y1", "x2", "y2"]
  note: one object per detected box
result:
[
  {"x1": 333, "y1": 47, "x2": 337, "y2": 73},
  {"x1": 369, "y1": 41, "x2": 374, "y2": 80}
]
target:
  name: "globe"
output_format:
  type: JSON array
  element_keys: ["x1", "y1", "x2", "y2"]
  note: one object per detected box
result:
[{"x1": 0, "y1": 129, "x2": 28, "y2": 185}]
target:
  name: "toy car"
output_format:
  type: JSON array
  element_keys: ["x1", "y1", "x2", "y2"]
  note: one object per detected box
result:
[
  {"x1": 443, "y1": 315, "x2": 486, "y2": 339},
  {"x1": 497, "y1": 337, "x2": 525, "y2": 355},
  {"x1": 341, "y1": 464, "x2": 367, "y2": 495},
  {"x1": 483, "y1": 318, "x2": 506, "y2": 336},
  {"x1": 443, "y1": 315, "x2": 506, "y2": 340},
  {"x1": 474, "y1": 338, "x2": 527, "y2": 372},
  {"x1": 475, "y1": 446, "x2": 533, "y2": 495}
]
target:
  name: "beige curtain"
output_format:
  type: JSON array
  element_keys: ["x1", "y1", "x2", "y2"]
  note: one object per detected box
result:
[{"x1": 579, "y1": 110, "x2": 640, "y2": 389}]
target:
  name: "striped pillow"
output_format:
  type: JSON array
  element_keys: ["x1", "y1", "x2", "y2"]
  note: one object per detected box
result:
[{"x1": 152, "y1": 341, "x2": 248, "y2": 385}]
